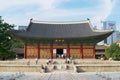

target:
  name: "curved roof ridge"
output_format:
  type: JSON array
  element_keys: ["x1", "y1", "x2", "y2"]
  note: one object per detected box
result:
[
  {"x1": 94, "y1": 29, "x2": 114, "y2": 32},
  {"x1": 30, "y1": 19, "x2": 90, "y2": 24}
]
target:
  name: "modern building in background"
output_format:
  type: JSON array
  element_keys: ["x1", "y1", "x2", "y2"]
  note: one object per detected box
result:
[
  {"x1": 116, "y1": 31, "x2": 120, "y2": 40},
  {"x1": 18, "y1": 26, "x2": 27, "y2": 30},
  {"x1": 0, "y1": 16, "x2": 2, "y2": 20},
  {"x1": 102, "y1": 21, "x2": 117, "y2": 44}
]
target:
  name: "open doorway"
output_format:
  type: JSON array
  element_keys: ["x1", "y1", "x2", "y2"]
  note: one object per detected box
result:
[{"x1": 56, "y1": 49, "x2": 63, "y2": 58}]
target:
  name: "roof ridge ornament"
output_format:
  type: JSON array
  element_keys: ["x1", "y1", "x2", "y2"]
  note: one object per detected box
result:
[
  {"x1": 30, "y1": 18, "x2": 33, "y2": 22},
  {"x1": 87, "y1": 18, "x2": 90, "y2": 21}
]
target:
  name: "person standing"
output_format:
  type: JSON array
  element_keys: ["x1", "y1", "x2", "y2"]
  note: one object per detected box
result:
[
  {"x1": 27, "y1": 59, "x2": 30, "y2": 65},
  {"x1": 48, "y1": 58, "x2": 52, "y2": 64},
  {"x1": 35, "y1": 58, "x2": 38, "y2": 64},
  {"x1": 46, "y1": 58, "x2": 49, "y2": 65},
  {"x1": 67, "y1": 57, "x2": 70, "y2": 64}
]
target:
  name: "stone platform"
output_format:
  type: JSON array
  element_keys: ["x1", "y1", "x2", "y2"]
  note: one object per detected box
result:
[{"x1": 0, "y1": 59, "x2": 120, "y2": 72}]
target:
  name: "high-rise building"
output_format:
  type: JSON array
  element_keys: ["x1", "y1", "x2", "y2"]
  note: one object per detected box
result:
[
  {"x1": 116, "y1": 31, "x2": 120, "y2": 40},
  {"x1": 103, "y1": 21, "x2": 117, "y2": 44},
  {"x1": 0, "y1": 16, "x2": 2, "y2": 20}
]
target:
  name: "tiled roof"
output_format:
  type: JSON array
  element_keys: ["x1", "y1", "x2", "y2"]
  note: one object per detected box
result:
[
  {"x1": 12, "y1": 20, "x2": 114, "y2": 38},
  {"x1": 116, "y1": 40, "x2": 120, "y2": 43},
  {"x1": 10, "y1": 19, "x2": 114, "y2": 44}
]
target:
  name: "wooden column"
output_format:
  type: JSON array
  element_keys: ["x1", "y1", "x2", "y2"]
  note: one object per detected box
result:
[
  {"x1": 50, "y1": 44, "x2": 53, "y2": 59},
  {"x1": 67, "y1": 44, "x2": 70, "y2": 58},
  {"x1": 37, "y1": 44, "x2": 40, "y2": 59},
  {"x1": 93, "y1": 45, "x2": 96, "y2": 58},
  {"x1": 80, "y1": 45, "x2": 83, "y2": 59},
  {"x1": 24, "y1": 44, "x2": 27, "y2": 59}
]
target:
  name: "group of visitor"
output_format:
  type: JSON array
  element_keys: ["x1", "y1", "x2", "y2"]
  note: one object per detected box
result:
[
  {"x1": 26, "y1": 56, "x2": 73, "y2": 66},
  {"x1": 27, "y1": 58, "x2": 39, "y2": 65},
  {"x1": 57, "y1": 54, "x2": 65, "y2": 58}
]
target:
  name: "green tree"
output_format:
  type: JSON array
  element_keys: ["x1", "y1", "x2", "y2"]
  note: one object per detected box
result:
[
  {"x1": 105, "y1": 43, "x2": 120, "y2": 60},
  {"x1": 0, "y1": 19, "x2": 16, "y2": 60},
  {"x1": 11, "y1": 40, "x2": 24, "y2": 49}
]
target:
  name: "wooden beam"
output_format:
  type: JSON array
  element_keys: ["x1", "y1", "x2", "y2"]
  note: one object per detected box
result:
[
  {"x1": 80, "y1": 45, "x2": 83, "y2": 59},
  {"x1": 37, "y1": 44, "x2": 40, "y2": 59},
  {"x1": 50, "y1": 44, "x2": 53, "y2": 59},
  {"x1": 93, "y1": 45, "x2": 96, "y2": 58},
  {"x1": 67, "y1": 44, "x2": 70, "y2": 58},
  {"x1": 24, "y1": 44, "x2": 27, "y2": 59}
]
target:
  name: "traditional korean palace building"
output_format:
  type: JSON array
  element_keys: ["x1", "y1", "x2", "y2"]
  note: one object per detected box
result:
[{"x1": 11, "y1": 19, "x2": 114, "y2": 59}]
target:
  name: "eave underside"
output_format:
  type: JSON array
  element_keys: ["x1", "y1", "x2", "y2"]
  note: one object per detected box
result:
[
  {"x1": 12, "y1": 33, "x2": 110, "y2": 45},
  {"x1": 10, "y1": 28, "x2": 113, "y2": 45}
]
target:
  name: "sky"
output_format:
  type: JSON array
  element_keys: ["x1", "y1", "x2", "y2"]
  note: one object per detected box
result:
[{"x1": 0, "y1": 0, "x2": 120, "y2": 30}]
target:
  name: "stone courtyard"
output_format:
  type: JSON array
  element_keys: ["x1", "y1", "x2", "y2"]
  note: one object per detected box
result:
[
  {"x1": 0, "y1": 71, "x2": 120, "y2": 80},
  {"x1": 0, "y1": 59, "x2": 120, "y2": 80}
]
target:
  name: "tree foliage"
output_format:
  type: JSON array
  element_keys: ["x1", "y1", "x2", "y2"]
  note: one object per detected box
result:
[
  {"x1": 11, "y1": 40, "x2": 24, "y2": 49},
  {"x1": 0, "y1": 19, "x2": 16, "y2": 60},
  {"x1": 105, "y1": 43, "x2": 120, "y2": 60}
]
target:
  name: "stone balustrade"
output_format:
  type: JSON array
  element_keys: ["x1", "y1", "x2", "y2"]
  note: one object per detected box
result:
[{"x1": 0, "y1": 59, "x2": 120, "y2": 72}]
